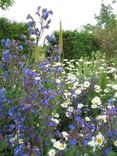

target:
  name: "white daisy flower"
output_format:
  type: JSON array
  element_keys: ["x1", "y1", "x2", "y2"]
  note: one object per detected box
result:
[
  {"x1": 48, "y1": 149, "x2": 56, "y2": 156},
  {"x1": 91, "y1": 96, "x2": 101, "y2": 105},
  {"x1": 85, "y1": 117, "x2": 91, "y2": 121},
  {"x1": 77, "y1": 103, "x2": 84, "y2": 109},
  {"x1": 51, "y1": 118, "x2": 59, "y2": 124},
  {"x1": 91, "y1": 104, "x2": 98, "y2": 109},
  {"x1": 62, "y1": 131, "x2": 69, "y2": 140},
  {"x1": 53, "y1": 141, "x2": 66, "y2": 150},
  {"x1": 114, "y1": 140, "x2": 117, "y2": 147},
  {"x1": 94, "y1": 85, "x2": 101, "y2": 93},
  {"x1": 96, "y1": 132, "x2": 104, "y2": 146},
  {"x1": 84, "y1": 81, "x2": 90, "y2": 88},
  {"x1": 75, "y1": 88, "x2": 82, "y2": 95}
]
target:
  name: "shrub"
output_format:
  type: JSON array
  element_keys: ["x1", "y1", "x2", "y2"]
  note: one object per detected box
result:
[
  {"x1": 54, "y1": 30, "x2": 100, "y2": 60},
  {"x1": 96, "y1": 25, "x2": 117, "y2": 57}
]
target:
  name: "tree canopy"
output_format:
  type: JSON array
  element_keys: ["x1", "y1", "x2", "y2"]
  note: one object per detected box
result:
[{"x1": 0, "y1": 0, "x2": 14, "y2": 10}]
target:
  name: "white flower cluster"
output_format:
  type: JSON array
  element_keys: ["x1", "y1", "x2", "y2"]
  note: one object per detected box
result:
[{"x1": 91, "y1": 96, "x2": 101, "y2": 109}]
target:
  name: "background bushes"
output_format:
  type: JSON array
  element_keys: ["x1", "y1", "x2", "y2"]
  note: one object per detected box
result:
[
  {"x1": 54, "y1": 30, "x2": 100, "y2": 60},
  {"x1": 0, "y1": 17, "x2": 29, "y2": 41}
]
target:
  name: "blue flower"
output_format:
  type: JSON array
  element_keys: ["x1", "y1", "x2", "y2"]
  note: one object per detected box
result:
[
  {"x1": 84, "y1": 135, "x2": 92, "y2": 145},
  {"x1": 69, "y1": 139, "x2": 77, "y2": 145},
  {"x1": 107, "y1": 131, "x2": 113, "y2": 137},
  {"x1": 14, "y1": 145, "x2": 25, "y2": 156},
  {"x1": 46, "y1": 35, "x2": 51, "y2": 42},
  {"x1": 68, "y1": 124, "x2": 75, "y2": 131},
  {"x1": 3, "y1": 39, "x2": 11, "y2": 48},
  {"x1": 3, "y1": 50, "x2": 10, "y2": 57},
  {"x1": 43, "y1": 11, "x2": 49, "y2": 20},
  {"x1": 19, "y1": 62, "x2": 24, "y2": 68},
  {"x1": 44, "y1": 99, "x2": 49, "y2": 105},
  {"x1": 2, "y1": 50, "x2": 10, "y2": 62},
  {"x1": 34, "y1": 147, "x2": 40, "y2": 155},
  {"x1": 74, "y1": 116, "x2": 81, "y2": 122},
  {"x1": 19, "y1": 45, "x2": 23, "y2": 51},
  {"x1": 8, "y1": 106, "x2": 17, "y2": 119},
  {"x1": 108, "y1": 98, "x2": 115, "y2": 103},
  {"x1": 9, "y1": 124, "x2": 15, "y2": 131},
  {"x1": 104, "y1": 146, "x2": 112, "y2": 155},
  {"x1": 3, "y1": 70, "x2": 8, "y2": 81},
  {"x1": 0, "y1": 87, "x2": 6, "y2": 99}
]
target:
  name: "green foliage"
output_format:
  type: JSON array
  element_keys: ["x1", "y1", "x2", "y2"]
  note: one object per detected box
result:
[
  {"x1": 0, "y1": 17, "x2": 30, "y2": 57},
  {"x1": 108, "y1": 151, "x2": 117, "y2": 156},
  {"x1": 96, "y1": 25, "x2": 117, "y2": 56},
  {"x1": 94, "y1": 2, "x2": 117, "y2": 56},
  {"x1": 0, "y1": 0, "x2": 14, "y2": 10},
  {"x1": 81, "y1": 23, "x2": 96, "y2": 33},
  {"x1": 0, "y1": 17, "x2": 29, "y2": 41},
  {"x1": 95, "y1": 3, "x2": 117, "y2": 29},
  {"x1": 54, "y1": 30, "x2": 100, "y2": 60}
]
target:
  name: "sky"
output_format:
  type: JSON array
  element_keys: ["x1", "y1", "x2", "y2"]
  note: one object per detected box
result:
[{"x1": 0, "y1": 0, "x2": 117, "y2": 34}]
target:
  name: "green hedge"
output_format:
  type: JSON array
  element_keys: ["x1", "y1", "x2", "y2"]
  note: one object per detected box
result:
[
  {"x1": 54, "y1": 30, "x2": 100, "y2": 59},
  {"x1": 0, "y1": 17, "x2": 33, "y2": 58},
  {"x1": 0, "y1": 17, "x2": 29, "y2": 42}
]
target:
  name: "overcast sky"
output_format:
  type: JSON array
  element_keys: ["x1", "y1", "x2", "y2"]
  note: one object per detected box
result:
[{"x1": 0, "y1": 0, "x2": 117, "y2": 34}]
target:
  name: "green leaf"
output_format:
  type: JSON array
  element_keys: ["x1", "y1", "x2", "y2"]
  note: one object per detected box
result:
[{"x1": 108, "y1": 151, "x2": 117, "y2": 156}]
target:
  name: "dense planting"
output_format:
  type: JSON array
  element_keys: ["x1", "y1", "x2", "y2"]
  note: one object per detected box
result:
[{"x1": 0, "y1": 6, "x2": 117, "y2": 156}]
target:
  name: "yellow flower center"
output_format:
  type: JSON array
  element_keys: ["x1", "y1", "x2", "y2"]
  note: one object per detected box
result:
[
  {"x1": 59, "y1": 143, "x2": 64, "y2": 148},
  {"x1": 97, "y1": 138, "x2": 103, "y2": 144}
]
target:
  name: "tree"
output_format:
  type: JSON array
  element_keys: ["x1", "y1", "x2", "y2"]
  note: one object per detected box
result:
[
  {"x1": 95, "y1": 2, "x2": 117, "y2": 56},
  {"x1": 95, "y1": 3, "x2": 117, "y2": 29},
  {"x1": 0, "y1": 0, "x2": 14, "y2": 10},
  {"x1": 81, "y1": 24, "x2": 96, "y2": 33}
]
